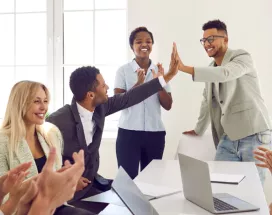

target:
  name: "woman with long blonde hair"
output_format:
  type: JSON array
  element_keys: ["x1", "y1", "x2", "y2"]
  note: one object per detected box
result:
[{"x1": 0, "y1": 81, "x2": 93, "y2": 215}]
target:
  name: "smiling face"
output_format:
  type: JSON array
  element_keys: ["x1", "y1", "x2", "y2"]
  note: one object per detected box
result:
[
  {"x1": 24, "y1": 86, "x2": 48, "y2": 126},
  {"x1": 202, "y1": 28, "x2": 228, "y2": 58},
  {"x1": 132, "y1": 31, "x2": 153, "y2": 60}
]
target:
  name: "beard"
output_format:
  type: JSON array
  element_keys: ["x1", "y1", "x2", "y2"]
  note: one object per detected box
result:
[{"x1": 209, "y1": 46, "x2": 224, "y2": 58}]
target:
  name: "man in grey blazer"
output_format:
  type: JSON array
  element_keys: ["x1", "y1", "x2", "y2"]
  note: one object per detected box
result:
[
  {"x1": 46, "y1": 44, "x2": 179, "y2": 213},
  {"x1": 179, "y1": 19, "x2": 271, "y2": 183}
]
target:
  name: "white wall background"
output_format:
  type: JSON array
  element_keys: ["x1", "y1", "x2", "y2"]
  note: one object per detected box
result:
[{"x1": 99, "y1": 0, "x2": 272, "y2": 202}]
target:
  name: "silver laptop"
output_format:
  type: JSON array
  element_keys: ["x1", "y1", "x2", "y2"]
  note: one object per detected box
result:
[
  {"x1": 112, "y1": 167, "x2": 159, "y2": 215},
  {"x1": 178, "y1": 153, "x2": 259, "y2": 214}
]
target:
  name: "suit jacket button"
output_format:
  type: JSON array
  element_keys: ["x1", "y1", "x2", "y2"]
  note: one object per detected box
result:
[
  {"x1": 222, "y1": 113, "x2": 224, "y2": 116},
  {"x1": 220, "y1": 101, "x2": 223, "y2": 104}
]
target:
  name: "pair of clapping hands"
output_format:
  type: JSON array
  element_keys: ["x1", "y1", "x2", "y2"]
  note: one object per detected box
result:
[
  {"x1": 0, "y1": 147, "x2": 84, "y2": 215},
  {"x1": 135, "y1": 63, "x2": 165, "y2": 85}
]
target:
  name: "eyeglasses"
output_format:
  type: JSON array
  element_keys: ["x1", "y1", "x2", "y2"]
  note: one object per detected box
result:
[{"x1": 200, "y1": 35, "x2": 225, "y2": 45}]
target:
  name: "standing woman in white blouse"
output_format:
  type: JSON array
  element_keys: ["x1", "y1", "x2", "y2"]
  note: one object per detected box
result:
[{"x1": 114, "y1": 27, "x2": 173, "y2": 179}]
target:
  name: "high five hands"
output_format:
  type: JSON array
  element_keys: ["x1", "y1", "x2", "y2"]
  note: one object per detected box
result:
[{"x1": 135, "y1": 42, "x2": 180, "y2": 83}]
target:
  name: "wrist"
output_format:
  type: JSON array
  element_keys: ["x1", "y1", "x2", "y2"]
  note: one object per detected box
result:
[
  {"x1": 181, "y1": 65, "x2": 194, "y2": 75},
  {"x1": 1, "y1": 198, "x2": 18, "y2": 215},
  {"x1": 29, "y1": 195, "x2": 55, "y2": 215},
  {"x1": 134, "y1": 82, "x2": 142, "y2": 88},
  {"x1": 163, "y1": 73, "x2": 174, "y2": 83}
]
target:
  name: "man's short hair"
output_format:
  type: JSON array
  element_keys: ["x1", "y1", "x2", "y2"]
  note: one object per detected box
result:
[
  {"x1": 69, "y1": 66, "x2": 100, "y2": 102},
  {"x1": 202, "y1": 19, "x2": 228, "y2": 36}
]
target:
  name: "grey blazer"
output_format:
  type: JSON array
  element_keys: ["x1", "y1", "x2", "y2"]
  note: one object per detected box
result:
[
  {"x1": 46, "y1": 78, "x2": 163, "y2": 201},
  {"x1": 193, "y1": 48, "x2": 271, "y2": 147}
]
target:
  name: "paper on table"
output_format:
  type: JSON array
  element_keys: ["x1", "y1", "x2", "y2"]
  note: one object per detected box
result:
[
  {"x1": 134, "y1": 181, "x2": 181, "y2": 200},
  {"x1": 99, "y1": 204, "x2": 132, "y2": 215},
  {"x1": 210, "y1": 173, "x2": 245, "y2": 184},
  {"x1": 82, "y1": 189, "x2": 125, "y2": 207}
]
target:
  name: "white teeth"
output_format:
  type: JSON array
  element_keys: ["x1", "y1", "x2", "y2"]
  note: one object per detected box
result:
[
  {"x1": 208, "y1": 48, "x2": 213, "y2": 51},
  {"x1": 141, "y1": 49, "x2": 147, "y2": 52},
  {"x1": 37, "y1": 114, "x2": 44, "y2": 117}
]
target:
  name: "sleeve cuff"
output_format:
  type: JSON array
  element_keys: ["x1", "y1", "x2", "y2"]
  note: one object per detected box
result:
[
  {"x1": 194, "y1": 126, "x2": 205, "y2": 136},
  {"x1": 158, "y1": 76, "x2": 167, "y2": 88}
]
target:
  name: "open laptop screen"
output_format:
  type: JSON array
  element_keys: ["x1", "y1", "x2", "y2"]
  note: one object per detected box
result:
[{"x1": 112, "y1": 167, "x2": 159, "y2": 215}]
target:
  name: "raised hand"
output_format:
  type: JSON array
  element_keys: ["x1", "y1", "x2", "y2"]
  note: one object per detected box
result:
[
  {"x1": 8, "y1": 172, "x2": 32, "y2": 203},
  {"x1": 136, "y1": 68, "x2": 145, "y2": 85},
  {"x1": 254, "y1": 146, "x2": 272, "y2": 173},
  {"x1": 177, "y1": 50, "x2": 185, "y2": 71},
  {"x1": 0, "y1": 162, "x2": 32, "y2": 200},
  {"x1": 0, "y1": 171, "x2": 31, "y2": 215},
  {"x1": 28, "y1": 147, "x2": 85, "y2": 213},
  {"x1": 163, "y1": 42, "x2": 179, "y2": 83},
  {"x1": 173, "y1": 43, "x2": 194, "y2": 75},
  {"x1": 151, "y1": 63, "x2": 164, "y2": 79},
  {"x1": 170, "y1": 42, "x2": 180, "y2": 75}
]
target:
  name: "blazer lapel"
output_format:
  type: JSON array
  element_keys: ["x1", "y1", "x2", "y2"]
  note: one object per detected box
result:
[
  {"x1": 37, "y1": 132, "x2": 59, "y2": 171},
  {"x1": 221, "y1": 48, "x2": 232, "y2": 66},
  {"x1": 207, "y1": 83, "x2": 213, "y2": 104},
  {"x1": 90, "y1": 111, "x2": 103, "y2": 150},
  {"x1": 16, "y1": 139, "x2": 38, "y2": 177},
  {"x1": 37, "y1": 132, "x2": 49, "y2": 158},
  {"x1": 16, "y1": 139, "x2": 33, "y2": 164},
  {"x1": 71, "y1": 98, "x2": 88, "y2": 151},
  {"x1": 216, "y1": 49, "x2": 232, "y2": 98},
  {"x1": 92, "y1": 110, "x2": 103, "y2": 131}
]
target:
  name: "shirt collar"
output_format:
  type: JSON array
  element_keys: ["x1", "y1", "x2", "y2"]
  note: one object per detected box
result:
[
  {"x1": 131, "y1": 59, "x2": 156, "y2": 73},
  {"x1": 76, "y1": 102, "x2": 94, "y2": 120}
]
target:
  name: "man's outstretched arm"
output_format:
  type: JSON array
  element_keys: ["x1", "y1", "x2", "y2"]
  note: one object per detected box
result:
[{"x1": 105, "y1": 43, "x2": 179, "y2": 116}]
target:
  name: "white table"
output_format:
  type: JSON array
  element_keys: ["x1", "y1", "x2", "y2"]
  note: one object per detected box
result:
[{"x1": 135, "y1": 160, "x2": 269, "y2": 215}]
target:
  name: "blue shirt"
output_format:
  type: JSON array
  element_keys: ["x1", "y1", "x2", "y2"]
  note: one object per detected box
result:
[{"x1": 114, "y1": 59, "x2": 171, "y2": 131}]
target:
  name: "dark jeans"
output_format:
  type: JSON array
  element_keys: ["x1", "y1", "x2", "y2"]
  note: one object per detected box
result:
[{"x1": 116, "y1": 128, "x2": 165, "y2": 179}]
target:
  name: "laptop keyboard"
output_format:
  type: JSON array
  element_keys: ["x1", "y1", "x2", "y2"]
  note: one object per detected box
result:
[{"x1": 213, "y1": 197, "x2": 238, "y2": 211}]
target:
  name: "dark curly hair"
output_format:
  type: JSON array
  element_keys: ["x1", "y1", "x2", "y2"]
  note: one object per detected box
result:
[
  {"x1": 202, "y1": 19, "x2": 228, "y2": 36},
  {"x1": 69, "y1": 66, "x2": 100, "y2": 102}
]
